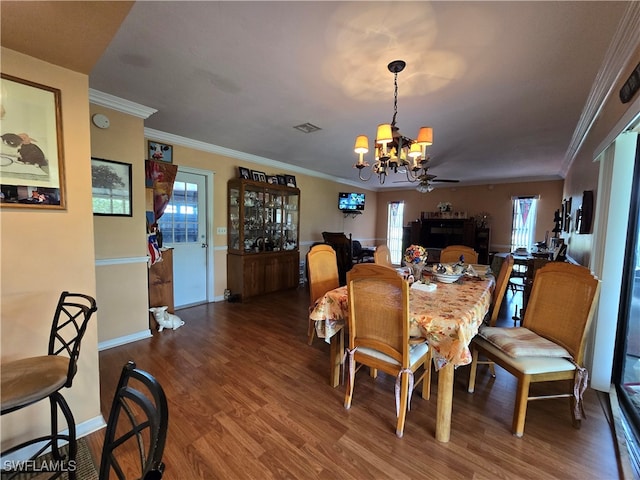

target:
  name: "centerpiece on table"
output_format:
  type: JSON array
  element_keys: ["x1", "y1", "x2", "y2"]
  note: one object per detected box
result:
[{"x1": 404, "y1": 244, "x2": 428, "y2": 281}]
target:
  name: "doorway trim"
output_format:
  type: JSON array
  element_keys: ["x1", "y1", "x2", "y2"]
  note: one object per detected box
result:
[{"x1": 177, "y1": 165, "x2": 215, "y2": 304}]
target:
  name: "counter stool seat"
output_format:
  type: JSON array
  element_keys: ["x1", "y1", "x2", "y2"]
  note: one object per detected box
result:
[{"x1": 1, "y1": 356, "x2": 69, "y2": 413}]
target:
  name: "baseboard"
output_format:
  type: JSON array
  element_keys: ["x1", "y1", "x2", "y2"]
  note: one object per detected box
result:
[
  {"x1": 98, "y1": 329, "x2": 152, "y2": 351},
  {"x1": 0, "y1": 415, "x2": 106, "y2": 463}
]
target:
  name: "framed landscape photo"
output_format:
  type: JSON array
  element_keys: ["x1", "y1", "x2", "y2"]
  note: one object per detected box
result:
[
  {"x1": 91, "y1": 157, "x2": 132, "y2": 216},
  {"x1": 0, "y1": 74, "x2": 65, "y2": 209},
  {"x1": 148, "y1": 140, "x2": 173, "y2": 163}
]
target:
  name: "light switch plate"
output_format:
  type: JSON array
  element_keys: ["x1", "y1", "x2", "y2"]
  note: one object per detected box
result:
[{"x1": 217, "y1": 227, "x2": 227, "y2": 235}]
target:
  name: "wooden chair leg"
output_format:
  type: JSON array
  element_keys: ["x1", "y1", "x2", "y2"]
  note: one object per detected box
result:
[
  {"x1": 344, "y1": 358, "x2": 356, "y2": 410},
  {"x1": 512, "y1": 375, "x2": 531, "y2": 437},
  {"x1": 468, "y1": 347, "x2": 479, "y2": 393},
  {"x1": 421, "y1": 350, "x2": 432, "y2": 400},
  {"x1": 396, "y1": 372, "x2": 409, "y2": 438}
]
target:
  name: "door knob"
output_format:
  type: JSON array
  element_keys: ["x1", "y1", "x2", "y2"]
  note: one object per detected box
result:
[{"x1": 201, "y1": 243, "x2": 208, "y2": 248}]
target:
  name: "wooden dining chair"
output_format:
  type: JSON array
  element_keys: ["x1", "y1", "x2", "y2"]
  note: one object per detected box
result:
[
  {"x1": 487, "y1": 254, "x2": 515, "y2": 327},
  {"x1": 467, "y1": 262, "x2": 600, "y2": 437},
  {"x1": 373, "y1": 244, "x2": 393, "y2": 268},
  {"x1": 474, "y1": 254, "x2": 515, "y2": 377},
  {"x1": 306, "y1": 244, "x2": 340, "y2": 345},
  {"x1": 440, "y1": 245, "x2": 479, "y2": 264},
  {"x1": 344, "y1": 263, "x2": 432, "y2": 438}
]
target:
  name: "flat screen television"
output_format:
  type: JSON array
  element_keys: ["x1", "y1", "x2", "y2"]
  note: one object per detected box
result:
[{"x1": 339, "y1": 192, "x2": 365, "y2": 211}]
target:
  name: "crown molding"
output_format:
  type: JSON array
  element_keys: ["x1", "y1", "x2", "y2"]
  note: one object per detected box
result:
[
  {"x1": 143, "y1": 127, "x2": 371, "y2": 190},
  {"x1": 89, "y1": 89, "x2": 158, "y2": 119},
  {"x1": 562, "y1": 1, "x2": 640, "y2": 174}
]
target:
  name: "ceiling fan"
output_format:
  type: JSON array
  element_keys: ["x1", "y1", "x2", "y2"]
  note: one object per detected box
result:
[
  {"x1": 393, "y1": 171, "x2": 459, "y2": 192},
  {"x1": 393, "y1": 172, "x2": 460, "y2": 184}
]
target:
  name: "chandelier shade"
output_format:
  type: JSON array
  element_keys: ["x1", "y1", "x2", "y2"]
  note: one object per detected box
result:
[{"x1": 352, "y1": 60, "x2": 435, "y2": 185}]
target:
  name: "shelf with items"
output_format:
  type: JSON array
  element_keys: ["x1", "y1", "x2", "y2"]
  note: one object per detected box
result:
[
  {"x1": 228, "y1": 178, "x2": 299, "y2": 255},
  {"x1": 227, "y1": 178, "x2": 300, "y2": 301}
]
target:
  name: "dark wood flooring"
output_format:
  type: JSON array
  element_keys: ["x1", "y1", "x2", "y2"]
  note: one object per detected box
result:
[{"x1": 85, "y1": 284, "x2": 624, "y2": 479}]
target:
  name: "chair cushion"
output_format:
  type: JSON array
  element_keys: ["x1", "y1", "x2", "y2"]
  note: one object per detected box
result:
[
  {"x1": 357, "y1": 342, "x2": 428, "y2": 367},
  {"x1": 478, "y1": 326, "x2": 570, "y2": 358},
  {"x1": 1, "y1": 355, "x2": 69, "y2": 412},
  {"x1": 473, "y1": 336, "x2": 577, "y2": 375}
]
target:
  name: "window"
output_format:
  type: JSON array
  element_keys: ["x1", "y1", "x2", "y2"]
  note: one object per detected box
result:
[
  {"x1": 158, "y1": 181, "x2": 199, "y2": 243},
  {"x1": 613, "y1": 135, "x2": 640, "y2": 473},
  {"x1": 387, "y1": 201, "x2": 404, "y2": 265},
  {"x1": 511, "y1": 196, "x2": 538, "y2": 250}
]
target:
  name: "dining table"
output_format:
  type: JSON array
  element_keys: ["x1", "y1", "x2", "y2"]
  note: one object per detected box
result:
[{"x1": 309, "y1": 273, "x2": 494, "y2": 443}]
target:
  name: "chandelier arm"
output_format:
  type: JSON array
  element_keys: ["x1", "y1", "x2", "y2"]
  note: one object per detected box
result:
[
  {"x1": 358, "y1": 168, "x2": 373, "y2": 182},
  {"x1": 404, "y1": 169, "x2": 420, "y2": 182}
]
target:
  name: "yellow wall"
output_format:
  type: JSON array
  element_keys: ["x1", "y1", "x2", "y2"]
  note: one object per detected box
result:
[
  {"x1": 376, "y1": 180, "x2": 564, "y2": 252},
  {"x1": 0, "y1": 48, "x2": 101, "y2": 448},
  {"x1": 90, "y1": 104, "x2": 150, "y2": 344}
]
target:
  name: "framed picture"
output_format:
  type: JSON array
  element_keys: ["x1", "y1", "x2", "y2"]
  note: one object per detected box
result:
[
  {"x1": 91, "y1": 157, "x2": 132, "y2": 216},
  {"x1": 148, "y1": 140, "x2": 173, "y2": 163},
  {"x1": 0, "y1": 74, "x2": 65, "y2": 209},
  {"x1": 563, "y1": 197, "x2": 572, "y2": 232},
  {"x1": 238, "y1": 166, "x2": 250, "y2": 179},
  {"x1": 251, "y1": 170, "x2": 267, "y2": 182},
  {"x1": 285, "y1": 174, "x2": 297, "y2": 188},
  {"x1": 267, "y1": 175, "x2": 278, "y2": 185},
  {"x1": 277, "y1": 175, "x2": 286, "y2": 185}
]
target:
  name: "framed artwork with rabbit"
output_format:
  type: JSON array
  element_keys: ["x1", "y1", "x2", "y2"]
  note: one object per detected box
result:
[{"x1": 0, "y1": 74, "x2": 65, "y2": 209}]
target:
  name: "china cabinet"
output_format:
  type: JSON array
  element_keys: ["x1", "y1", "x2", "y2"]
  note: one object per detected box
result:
[{"x1": 227, "y1": 178, "x2": 300, "y2": 300}]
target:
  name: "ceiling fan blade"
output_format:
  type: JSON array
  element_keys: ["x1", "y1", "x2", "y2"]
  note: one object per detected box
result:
[{"x1": 431, "y1": 179, "x2": 459, "y2": 183}]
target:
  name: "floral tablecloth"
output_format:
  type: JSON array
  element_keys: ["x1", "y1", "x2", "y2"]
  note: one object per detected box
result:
[{"x1": 309, "y1": 276, "x2": 494, "y2": 370}]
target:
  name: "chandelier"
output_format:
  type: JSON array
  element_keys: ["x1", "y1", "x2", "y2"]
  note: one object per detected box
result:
[{"x1": 353, "y1": 60, "x2": 433, "y2": 185}]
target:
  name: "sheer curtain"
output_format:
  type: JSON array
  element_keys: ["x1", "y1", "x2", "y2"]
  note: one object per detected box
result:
[
  {"x1": 511, "y1": 196, "x2": 538, "y2": 250},
  {"x1": 387, "y1": 201, "x2": 404, "y2": 265}
]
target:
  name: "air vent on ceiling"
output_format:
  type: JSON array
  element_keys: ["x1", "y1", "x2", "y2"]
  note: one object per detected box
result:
[{"x1": 293, "y1": 123, "x2": 322, "y2": 133}]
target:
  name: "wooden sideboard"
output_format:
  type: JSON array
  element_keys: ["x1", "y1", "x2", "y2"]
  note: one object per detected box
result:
[
  {"x1": 227, "y1": 250, "x2": 299, "y2": 300},
  {"x1": 148, "y1": 248, "x2": 174, "y2": 315},
  {"x1": 402, "y1": 219, "x2": 491, "y2": 264}
]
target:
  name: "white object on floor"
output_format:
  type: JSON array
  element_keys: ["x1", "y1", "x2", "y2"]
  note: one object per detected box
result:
[{"x1": 149, "y1": 306, "x2": 185, "y2": 331}]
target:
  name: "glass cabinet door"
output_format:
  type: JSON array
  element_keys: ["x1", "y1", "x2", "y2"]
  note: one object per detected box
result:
[
  {"x1": 243, "y1": 186, "x2": 264, "y2": 253},
  {"x1": 229, "y1": 184, "x2": 241, "y2": 252},
  {"x1": 228, "y1": 178, "x2": 299, "y2": 254},
  {"x1": 283, "y1": 192, "x2": 299, "y2": 251}
]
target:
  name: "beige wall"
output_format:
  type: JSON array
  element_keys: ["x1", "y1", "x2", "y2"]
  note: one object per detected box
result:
[
  {"x1": 91, "y1": 105, "x2": 151, "y2": 344},
  {"x1": 0, "y1": 48, "x2": 101, "y2": 448},
  {"x1": 376, "y1": 180, "x2": 564, "y2": 252}
]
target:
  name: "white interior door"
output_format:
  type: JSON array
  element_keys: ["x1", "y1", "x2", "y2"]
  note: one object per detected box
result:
[{"x1": 158, "y1": 169, "x2": 210, "y2": 307}]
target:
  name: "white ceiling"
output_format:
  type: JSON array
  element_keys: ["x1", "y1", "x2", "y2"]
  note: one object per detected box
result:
[{"x1": 88, "y1": 1, "x2": 630, "y2": 189}]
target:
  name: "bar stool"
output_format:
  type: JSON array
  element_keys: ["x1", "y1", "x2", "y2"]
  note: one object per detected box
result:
[{"x1": 1, "y1": 292, "x2": 97, "y2": 480}]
